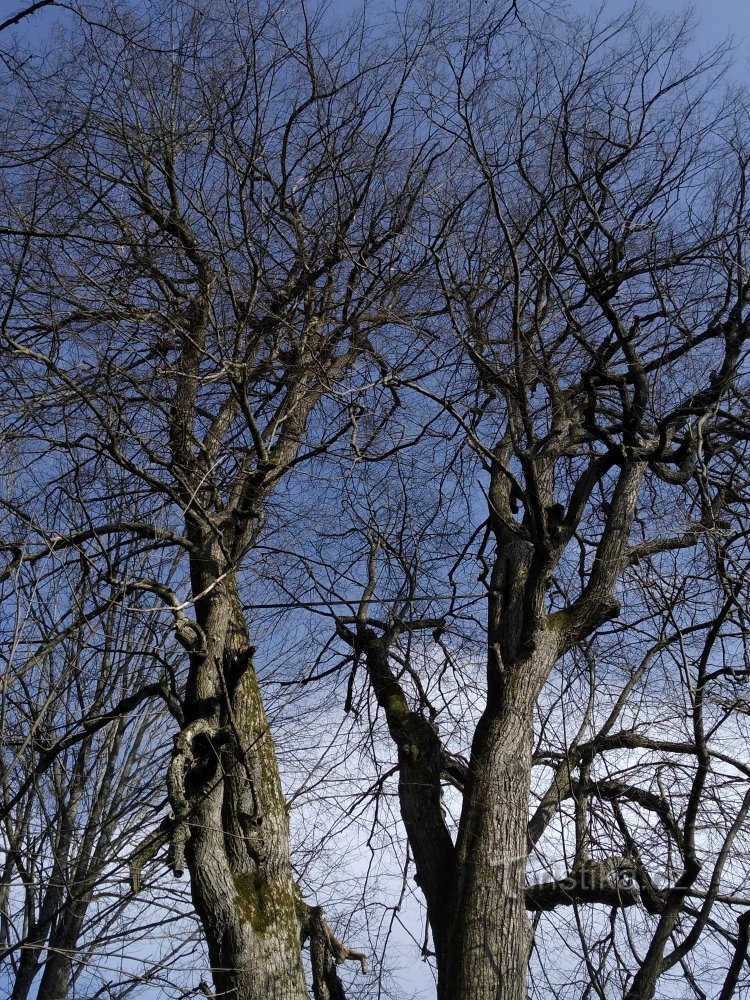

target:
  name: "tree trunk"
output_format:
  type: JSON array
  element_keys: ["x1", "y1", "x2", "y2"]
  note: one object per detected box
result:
[
  {"x1": 36, "y1": 892, "x2": 92, "y2": 1000},
  {"x1": 445, "y1": 707, "x2": 533, "y2": 1000},
  {"x1": 174, "y1": 567, "x2": 307, "y2": 1000},
  {"x1": 352, "y1": 586, "x2": 549, "y2": 1000}
]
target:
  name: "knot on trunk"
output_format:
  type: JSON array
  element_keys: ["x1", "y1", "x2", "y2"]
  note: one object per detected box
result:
[{"x1": 167, "y1": 718, "x2": 219, "y2": 877}]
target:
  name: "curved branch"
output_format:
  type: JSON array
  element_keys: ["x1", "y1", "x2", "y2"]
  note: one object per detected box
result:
[{"x1": 0, "y1": 1, "x2": 55, "y2": 33}]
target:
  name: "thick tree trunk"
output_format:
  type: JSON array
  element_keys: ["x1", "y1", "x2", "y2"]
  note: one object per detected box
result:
[
  {"x1": 445, "y1": 708, "x2": 533, "y2": 1000},
  {"x1": 185, "y1": 667, "x2": 307, "y2": 1000},
  {"x1": 432, "y1": 522, "x2": 552, "y2": 1000},
  {"x1": 173, "y1": 567, "x2": 307, "y2": 1000},
  {"x1": 354, "y1": 620, "x2": 542, "y2": 1000}
]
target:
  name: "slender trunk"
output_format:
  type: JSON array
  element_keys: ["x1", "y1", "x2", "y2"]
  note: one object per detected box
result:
[
  {"x1": 10, "y1": 760, "x2": 86, "y2": 1000},
  {"x1": 9, "y1": 948, "x2": 39, "y2": 1000},
  {"x1": 36, "y1": 892, "x2": 92, "y2": 1000}
]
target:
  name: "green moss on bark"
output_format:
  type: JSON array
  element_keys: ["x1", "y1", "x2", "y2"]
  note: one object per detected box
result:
[{"x1": 233, "y1": 872, "x2": 300, "y2": 952}]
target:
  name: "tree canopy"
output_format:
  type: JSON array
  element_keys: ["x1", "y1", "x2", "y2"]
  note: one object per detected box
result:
[{"x1": 1, "y1": 2, "x2": 750, "y2": 999}]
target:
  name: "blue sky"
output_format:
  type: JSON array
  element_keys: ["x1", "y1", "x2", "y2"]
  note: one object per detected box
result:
[
  {"x1": 1, "y1": 0, "x2": 748, "y2": 56},
  {"x1": 573, "y1": 0, "x2": 748, "y2": 76}
]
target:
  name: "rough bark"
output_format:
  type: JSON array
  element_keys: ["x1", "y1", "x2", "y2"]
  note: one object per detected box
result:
[
  {"x1": 448, "y1": 706, "x2": 534, "y2": 1000},
  {"x1": 173, "y1": 566, "x2": 307, "y2": 1000}
]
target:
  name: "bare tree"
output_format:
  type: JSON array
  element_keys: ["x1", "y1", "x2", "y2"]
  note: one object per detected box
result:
[
  {"x1": 299, "y1": 5, "x2": 750, "y2": 1000},
  {"x1": 0, "y1": 0, "x2": 443, "y2": 997},
  {"x1": 0, "y1": 536, "x2": 199, "y2": 1000},
  {"x1": 2, "y1": 2, "x2": 750, "y2": 1000}
]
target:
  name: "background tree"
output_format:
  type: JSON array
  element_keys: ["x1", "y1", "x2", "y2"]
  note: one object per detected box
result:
[{"x1": 0, "y1": 551, "x2": 198, "y2": 1000}]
